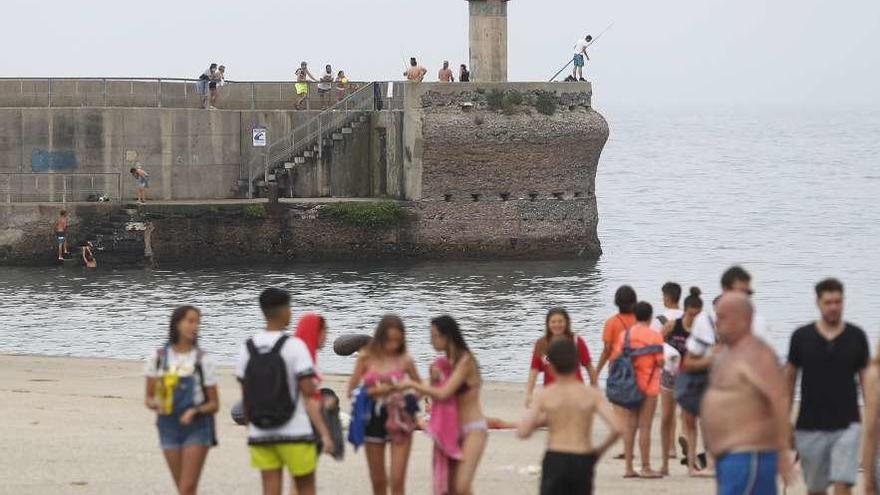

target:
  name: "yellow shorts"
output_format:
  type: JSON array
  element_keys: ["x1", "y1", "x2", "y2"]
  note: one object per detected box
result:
[
  {"x1": 295, "y1": 83, "x2": 309, "y2": 96},
  {"x1": 249, "y1": 443, "x2": 316, "y2": 476}
]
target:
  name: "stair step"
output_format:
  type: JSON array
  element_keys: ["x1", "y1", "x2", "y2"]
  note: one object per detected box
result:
[
  {"x1": 332, "y1": 133, "x2": 343, "y2": 141},
  {"x1": 284, "y1": 163, "x2": 295, "y2": 169},
  {"x1": 294, "y1": 156, "x2": 307, "y2": 164},
  {"x1": 341, "y1": 127, "x2": 353, "y2": 134}
]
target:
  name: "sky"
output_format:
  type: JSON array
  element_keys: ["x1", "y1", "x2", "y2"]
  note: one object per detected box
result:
[{"x1": 2, "y1": 0, "x2": 879, "y2": 108}]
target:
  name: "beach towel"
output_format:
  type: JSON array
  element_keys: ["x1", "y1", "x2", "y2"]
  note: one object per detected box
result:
[
  {"x1": 385, "y1": 392, "x2": 417, "y2": 443},
  {"x1": 348, "y1": 386, "x2": 371, "y2": 451},
  {"x1": 426, "y1": 356, "x2": 462, "y2": 495}
]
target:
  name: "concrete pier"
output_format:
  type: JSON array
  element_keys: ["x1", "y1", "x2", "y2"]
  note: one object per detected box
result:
[{"x1": 467, "y1": 0, "x2": 509, "y2": 82}]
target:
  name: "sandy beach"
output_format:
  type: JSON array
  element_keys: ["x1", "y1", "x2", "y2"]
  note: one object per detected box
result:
[{"x1": 0, "y1": 354, "x2": 816, "y2": 494}]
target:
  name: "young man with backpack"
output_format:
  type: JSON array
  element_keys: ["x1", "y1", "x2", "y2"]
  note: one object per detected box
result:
[
  {"x1": 608, "y1": 301, "x2": 665, "y2": 478},
  {"x1": 235, "y1": 288, "x2": 333, "y2": 495}
]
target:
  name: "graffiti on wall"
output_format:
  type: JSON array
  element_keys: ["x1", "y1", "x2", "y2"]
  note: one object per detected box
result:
[{"x1": 31, "y1": 150, "x2": 78, "y2": 173}]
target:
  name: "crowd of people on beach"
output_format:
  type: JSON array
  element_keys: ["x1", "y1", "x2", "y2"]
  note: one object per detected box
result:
[{"x1": 142, "y1": 265, "x2": 875, "y2": 495}]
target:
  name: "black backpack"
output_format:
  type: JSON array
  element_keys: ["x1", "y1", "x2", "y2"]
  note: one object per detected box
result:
[{"x1": 243, "y1": 335, "x2": 296, "y2": 428}]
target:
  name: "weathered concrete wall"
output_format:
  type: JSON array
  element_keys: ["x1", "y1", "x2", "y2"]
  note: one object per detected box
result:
[
  {"x1": 468, "y1": 0, "x2": 509, "y2": 82},
  {"x1": 0, "y1": 80, "x2": 367, "y2": 111},
  {"x1": 0, "y1": 108, "x2": 386, "y2": 201},
  {"x1": 0, "y1": 199, "x2": 600, "y2": 265}
]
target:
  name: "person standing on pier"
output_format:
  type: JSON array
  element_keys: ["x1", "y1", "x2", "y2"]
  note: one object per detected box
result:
[
  {"x1": 438, "y1": 61, "x2": 455, "y2": 82},
  {"x1": 785, "y1": 278, "x2": 867, "y2": 495},
  {"x1": 572, "y1": 35, "x2": 592, "y2": 82},
  {"x1": 130, "y1": 165, "x2": 149, "y2": 204},
  {"x1": 295, "y1": 62, "x2": 318, "y2": 109},
  {"x1": 404, "y1": 57, "x2": 427, "y2": 82}
]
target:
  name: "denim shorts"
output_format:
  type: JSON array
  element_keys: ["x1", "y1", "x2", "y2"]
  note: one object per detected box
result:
[{"x1": 157, "y1": 414, "x2": 216, "y2": 450}]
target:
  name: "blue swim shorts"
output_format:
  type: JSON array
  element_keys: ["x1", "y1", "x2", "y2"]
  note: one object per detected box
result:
[
  {"x1": 156, "y1": 414, "x2": 216, "y2": 450},
  {"x1": 573, "y1": 54, "x2": 585, "y2": 67},
  {"x1": 55, "y1": 233, "x2": 65, "y2": 245},
  {"x1": 716, "y1": 451, "x2": 777, "y2": 495}
]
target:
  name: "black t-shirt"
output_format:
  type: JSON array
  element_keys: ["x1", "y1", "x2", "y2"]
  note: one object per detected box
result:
[{"x1": 788, "y1": 322, "x2": 869, "y2": 431}]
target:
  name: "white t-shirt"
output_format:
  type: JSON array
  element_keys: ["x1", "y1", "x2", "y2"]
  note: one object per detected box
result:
[
  {"x1": 317, "y1": 70, "x2": 333, "y2": 90},
  {"x1": 235, "y1": 331, "x2": 316, "y2": 442},
  {"x1": 144, "y1": 347, "x2": 218, "y2": 405},
  {"x1": 650, "y1": 308, "x2": 685, "y2": 333},
  {"x1": 685, "y1": 306, "x2": 771, "y2": 357},
  {"x1": 574, "y1": 39, "x2": 589, "y2": 56}
]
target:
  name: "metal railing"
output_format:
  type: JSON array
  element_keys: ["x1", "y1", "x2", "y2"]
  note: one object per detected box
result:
[
  {"x1": 259, "y1": 82, "x2": 403, "y2": 182},
  {"x1": 0, "y1": 173, "x2": 121, "y2": 203},
  {"x1": 0, "y1": 77, "x2": 402, "y2": 111}
]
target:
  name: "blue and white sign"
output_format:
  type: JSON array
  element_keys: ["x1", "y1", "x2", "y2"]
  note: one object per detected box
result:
[{"x1": 252, "y1": 128, "x2": 267, "y2": 147}]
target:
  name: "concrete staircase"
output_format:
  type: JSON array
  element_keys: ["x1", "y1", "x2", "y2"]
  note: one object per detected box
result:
[{"x1": 255, "y1": 83, "x2": 377, "y2": 198}]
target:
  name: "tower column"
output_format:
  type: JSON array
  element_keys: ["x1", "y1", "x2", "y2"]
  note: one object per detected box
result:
[{"x1": 467, "y1": 0, "x2": 508, "y2": 82}]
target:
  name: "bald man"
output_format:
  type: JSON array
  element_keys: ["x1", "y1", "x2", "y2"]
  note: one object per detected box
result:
[{"x1": 701, "y1": 294, "x2": 793, "y2": 494}]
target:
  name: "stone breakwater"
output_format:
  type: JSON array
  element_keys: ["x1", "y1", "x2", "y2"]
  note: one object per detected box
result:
[
  {"x1": 0, "y1": 198, "x2": 602, "y2": 266},
  {"x1": 0, "y1": 82, "x2": 608, "y2": 265}
]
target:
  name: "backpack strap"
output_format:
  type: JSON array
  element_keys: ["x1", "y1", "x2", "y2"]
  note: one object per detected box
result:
[
  {"x1": 156, "y1": 345, "x2": 170, "y2": 372},
  {"x1": 194, "y1": 348, "x2": 208, "y2": 407},
  {"x1": 630, "y1": 344, "x2": 665, "y2": 357},
  {"x1": 270, "y1": 335, "x2": 289, "y2": 354},
  {"x1": 621, "y1": 328, "x2": 633, "y2": 356},
  {"x1": 246, "y1": 338, "x2": 259, "y2": 356}
]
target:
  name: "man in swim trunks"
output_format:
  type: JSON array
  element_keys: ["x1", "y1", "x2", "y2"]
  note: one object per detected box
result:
[
  {"x1": 572, "y1": 35, "x2": 592, "y2": 81},
  {"x1": 438, "y1": 61, "x2": 454, "y2": 82},
  {"x1": 295, "y1": 62, "x2": 317, "y2": 109},
  {"x1": 519, "y1": 338, "x2": 621, "y2": 494},
  {"x1": 53, "y1": 210, "x2": 69, "y2": 261},
  {"x1": 701, "y1": 293, "x2": 793, "y2": 495},
  {"x1": 404, "y1": 57, "x2": 427, "y2": 82}
]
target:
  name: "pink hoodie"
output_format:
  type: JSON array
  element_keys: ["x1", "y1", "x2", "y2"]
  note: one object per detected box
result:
[{"x1": 426, "y1": 356, "x2": 462, "y2": 495}]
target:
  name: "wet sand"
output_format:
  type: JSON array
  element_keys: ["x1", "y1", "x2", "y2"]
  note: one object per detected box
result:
[{"x1": 0, "y1": 354, "x2": 805, "y2": 494}]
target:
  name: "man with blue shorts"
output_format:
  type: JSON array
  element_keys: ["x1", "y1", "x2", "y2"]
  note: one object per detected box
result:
[
  {"x1": 702, "y1": 294, "x2": 793, "y2": 494},
  {"x1": 572, "y1": 35, "x2": 593, "y2": 81}
]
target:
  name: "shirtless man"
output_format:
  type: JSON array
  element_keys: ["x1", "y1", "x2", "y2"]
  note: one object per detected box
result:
[
  {"x1": 701, "y1": 293, "x2": 793, "y2": 494},
  {"x1": 438, "y1": 61, "x2": 454, "y2": 82},
  {"x1": 53, "y1": 210, "x2": 69, "y2": 260},
  {"x1": 519, "y1": 338, "x2": 622, "y2": 494},
  {"x1": 404, "y1": 57, "x2": 427, "y2": 82}
]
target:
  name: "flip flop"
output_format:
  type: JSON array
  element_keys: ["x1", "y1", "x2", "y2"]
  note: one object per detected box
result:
[
  {"x1": 333, "y1": 333, "x2": 373, "y2": 356},
  {"x1": 623, "y1": 473, "x2": 640, "y2": 479},
  {"x1": 640, "y1": 470, "x2": 663, "y2": 479},
  {"x1": 613, "y1": 453, "x2": 626, "y2": 460}
]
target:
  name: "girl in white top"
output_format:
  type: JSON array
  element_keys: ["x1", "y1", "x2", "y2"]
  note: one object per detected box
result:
[{"x1": 144, "y1": 306, "x2": 219, "y2": 495}]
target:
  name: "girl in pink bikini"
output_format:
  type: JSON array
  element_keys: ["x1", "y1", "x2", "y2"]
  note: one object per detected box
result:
[
  {"x1": 347, "y1": 314, "x2": 421, "y2": 495},
  {"x1": 401, "y1": 315, "x2": 487, "y2": 495}
]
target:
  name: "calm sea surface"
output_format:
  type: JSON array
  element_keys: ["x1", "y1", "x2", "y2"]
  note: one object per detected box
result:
[{"x1": 2, "y1": 106, "x2": 879, "y2": 381}]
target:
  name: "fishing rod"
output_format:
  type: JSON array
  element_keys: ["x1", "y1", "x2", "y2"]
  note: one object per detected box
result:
[{"x1": 548, "y1": 22, "x2": 614, "y2": 82}]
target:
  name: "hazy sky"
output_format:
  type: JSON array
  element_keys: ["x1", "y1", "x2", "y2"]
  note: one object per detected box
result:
[{"x1": 3, "y1": 0, "x2": 878, "y2": 108}]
